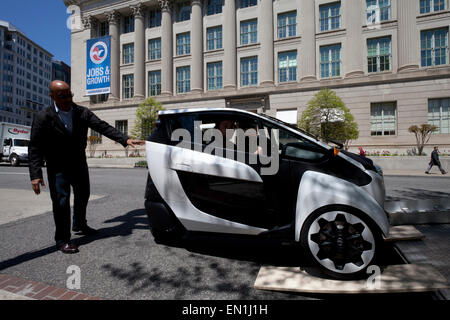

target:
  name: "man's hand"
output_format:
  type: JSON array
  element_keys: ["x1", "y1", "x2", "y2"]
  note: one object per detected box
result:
[
  {"x1": 31, "y1": 178, "x2": 46, "y2": 195},
  {"x1": 126, "y1": 139, "x2": 145, "y2": 148}
]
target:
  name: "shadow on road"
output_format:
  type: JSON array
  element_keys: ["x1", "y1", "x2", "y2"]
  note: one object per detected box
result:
[{"x1": 0, "y1": 208, "x2": 148, "y2": 271}]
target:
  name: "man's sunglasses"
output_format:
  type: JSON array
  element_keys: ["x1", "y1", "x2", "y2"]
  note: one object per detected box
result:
[{"x1": 55, "y1": 92, "x2": 74, "y2": 99}]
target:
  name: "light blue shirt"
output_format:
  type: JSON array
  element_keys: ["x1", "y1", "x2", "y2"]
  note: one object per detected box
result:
[{"x1": 54, "y1": 102, "x2": 73, "y2": 134}]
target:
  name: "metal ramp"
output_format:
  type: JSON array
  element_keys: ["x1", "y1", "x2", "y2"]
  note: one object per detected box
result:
[{"x1": 254, "y1": 264, "x2": 448, "y2": 295}]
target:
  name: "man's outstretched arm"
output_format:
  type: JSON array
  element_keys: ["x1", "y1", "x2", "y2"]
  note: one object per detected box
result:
[{"x1": 85, "y1": 109, "x2": 145, "y2": 148}]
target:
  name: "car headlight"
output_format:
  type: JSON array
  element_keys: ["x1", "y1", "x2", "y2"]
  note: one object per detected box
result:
[{"x1": 374, "y1": 164, "x2": 383, "y2": 177}]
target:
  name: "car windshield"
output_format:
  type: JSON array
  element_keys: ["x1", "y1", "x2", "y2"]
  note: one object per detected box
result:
[
  {"x1": 258, "y1": 113, "x2": 319, "y2": 141},
  {"x1": 14, "y1": 139, "x2": 29, "y2": 147}
]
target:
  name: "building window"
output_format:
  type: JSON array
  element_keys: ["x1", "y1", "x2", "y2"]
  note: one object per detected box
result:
[
  {"x1": 278, "y1": 12, "x2": 297, "y2": 39},
  {"x1": 240, "y1": 0, "x2": 257, "y2": 8},
  {"x1": 366, "y1": 0, "x2": 391, "y2": 24},
  {"x1": 420, "y1": 0, "x2": 446, "y2": 14},
  {"x1": 122, "y1": 74, "x2": 134, "y2": 99},
  {"x1": 278, "y1": 51, "x2": 297, "y2": 83},
  {"x1": 99, "y1": 21, "x2": 109, "y2": 36},
  {"x1": 428, "y1": 98, "x2": 450, "y2": 133},
  {"x1": 320, "y1": 44, "x2": 341, "y2": 78},
  {"x1": 241, "y1": 56, "x2": 258, "y2": 87},
  {"x1": 421, "y1": 28, "x2": 448, "y2": 67},
  {"x1": 319, "y1": 3, "x2": 341, "y2": 32},
  {"x1": 177, "y1": 1, "x2": 191, "y2": 22},
  {"x1": 149, "y1": 70, "x2": 161, "y2": 96},
  {"x1": 367, "y1": 37, "x2": 391, "y2": 73},
  {"x1": 149, "y1": 9, "x2": 162, "y2": 27},
  {"x1": 240, "y1": 19, "x2": 257, "y2": 45},
  {"x1": 370, "y1": 102, "x2": 397, "y2": 136},
  {"x1": 207, "y1": 0, "x2": 223, "y2": 15},
  {"x1": 207, "y1": 26, "x2": 222, "y2": 50},
  {"x1": 149, "y1": 38, "x2": 161, "y2": 60},
  {"x1": 115, "y1": 120, "x2": 128, "y2": 136},
  {"x1": 90, "y1": 129, "x2": 102, "y2": 143},
  {"x1": 123, "y1": 15, "x2": 135, "y2": 33},
  {"x1": 176, "y1": 33, "x2": 191, "y2": 55},
  {"x1": 176, "y1": 66, "x2": 191, "y2": 94},
  {"x1": 207, "y1": 62, "x2": 223, "y2": 90},
  {"x1": 123, "y1": 43, "x2": 134, "y2": 64}
]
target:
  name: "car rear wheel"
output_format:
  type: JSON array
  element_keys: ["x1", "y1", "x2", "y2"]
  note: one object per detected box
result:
[
  {"x1": 301, "y1": 205, "x2": 381, "y2": 280},
  {"x1": 10, "y1": 155, "x2": 19, "y2": 167}
]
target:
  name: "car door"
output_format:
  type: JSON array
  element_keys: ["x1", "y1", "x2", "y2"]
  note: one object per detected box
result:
[
  {"x1": 147, "y1": 112, "x2": 269, "y2": 235},
  {"x1": 173, "y1": 111, "x2": 288, "y2": 230},
  {"x1": 3, "y1": 138, "x2": 12, "y2": 157}
]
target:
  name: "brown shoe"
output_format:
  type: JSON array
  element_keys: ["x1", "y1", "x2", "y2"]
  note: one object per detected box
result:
[{"x1": 57, "y1": 242, "x2": 79, "y2": 254}]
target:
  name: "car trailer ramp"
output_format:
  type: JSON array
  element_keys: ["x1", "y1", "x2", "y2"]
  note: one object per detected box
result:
[{"x1": 254, "y1": 225, "x2": 449, "y2": 296}]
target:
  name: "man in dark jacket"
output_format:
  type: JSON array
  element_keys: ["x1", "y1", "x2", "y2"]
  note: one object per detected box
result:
[
  {"x1": 425, "y1": 146, "x2": 447, "y2": 175},
  {"x1": 29, "y1": 80, "x2": 145, "y2": 253}
]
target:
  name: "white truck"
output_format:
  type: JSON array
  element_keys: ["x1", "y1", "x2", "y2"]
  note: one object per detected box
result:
[{"x1": 0, "y1": 122, "x2": 31, "y2": 166}]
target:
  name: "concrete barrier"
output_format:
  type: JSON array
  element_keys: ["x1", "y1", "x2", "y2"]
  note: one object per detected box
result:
[
  {"x1": 87, "y1": 157, "x2": 146, "y2": 168},
  {"x1": 368, "y1": 156, "x2": 450, "y2": 171}
]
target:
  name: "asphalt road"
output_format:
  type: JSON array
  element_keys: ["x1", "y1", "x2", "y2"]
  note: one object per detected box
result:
[{"x1": 0, "y1": 165, "x2": 448, "y2": 300}]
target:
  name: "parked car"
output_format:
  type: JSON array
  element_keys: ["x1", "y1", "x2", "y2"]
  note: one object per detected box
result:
[{"x1": 144, "y1": 108, "x2": 389, "y2": 280}]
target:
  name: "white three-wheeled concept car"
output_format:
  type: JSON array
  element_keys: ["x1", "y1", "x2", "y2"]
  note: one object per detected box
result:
[{"x1": 145, "y1": 108, "x2": 389, "y2": 280}]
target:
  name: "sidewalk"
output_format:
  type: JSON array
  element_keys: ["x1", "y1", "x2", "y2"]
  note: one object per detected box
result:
[{"x1": 383, "y1": 170, "x2": 449, "y2": 177}]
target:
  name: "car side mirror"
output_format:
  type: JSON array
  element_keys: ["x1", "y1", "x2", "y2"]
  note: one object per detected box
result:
[{"x1": 326, "y1": 147, "x2": 340, "y2": 158}]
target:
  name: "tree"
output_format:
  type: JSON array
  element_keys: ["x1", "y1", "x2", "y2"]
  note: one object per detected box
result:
[
  {"x1": 131, "y1": 97, "x2": 164, "y2": 140},
  {"x1": 298, "y1": 89, "x2": 359, "y2": 149},
  {"x1": 408, "y1": 124, "x2": 438, "y2": 156},
  {"x1": 87, "y1": 135, "x2": 101, "y2": 158}
]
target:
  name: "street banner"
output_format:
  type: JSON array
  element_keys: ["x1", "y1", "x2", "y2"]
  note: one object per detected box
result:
[{"x1": 86, "y1": 36, "x2": 111, "y2": 96}]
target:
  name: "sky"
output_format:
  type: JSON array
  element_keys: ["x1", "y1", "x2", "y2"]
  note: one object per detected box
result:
[{"x1": 0, "y1": 0, "x2": 71, "y2": 66}]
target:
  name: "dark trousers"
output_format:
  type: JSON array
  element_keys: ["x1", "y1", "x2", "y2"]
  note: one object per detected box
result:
[
  {"x1": 47, "y1": 163, "x2": 90, "y2": 245},
  {"x1": 426, "y1": 162, "x2": 446, "y2": 174}
]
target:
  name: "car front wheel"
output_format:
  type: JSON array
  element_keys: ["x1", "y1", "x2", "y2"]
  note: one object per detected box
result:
[{"x1": 301, "y1": 205, "x2": 381, "y2": 280}]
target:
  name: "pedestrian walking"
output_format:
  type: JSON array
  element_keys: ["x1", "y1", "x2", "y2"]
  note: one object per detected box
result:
[
  {"x1": 28, "y1": 80, "x2": 145, "y2": 254},
  {"x1": 425, "y1": 146, "x2": 448, "y2": 175}
]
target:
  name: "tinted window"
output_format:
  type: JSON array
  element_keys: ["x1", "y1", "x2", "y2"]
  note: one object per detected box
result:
[
  {"x1": 14, "y1": 139, "x2": 29, "y2": 147},
  {"x1": 261, "y1": 121, "x2": 326, "y2": 162}
]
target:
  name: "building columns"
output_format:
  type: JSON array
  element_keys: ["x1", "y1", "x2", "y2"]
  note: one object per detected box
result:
[
  {"x1": 159, "y1": 0, "x2": 173, "y2": 96},
  {"x1": 259, "y1": 0, "x2": 274, "y2": 86},
  {"x1": 107, "y1": 11, "x2": 121, "y2": 101},
  {"x1": 397, "y1": 0, "x2": 420, "y2": 72},
  {"x1": 223, "y1": 0, "x2": 237, "y2": 90},
  {"x1": 132, "y1": 3, "x2": 146, "y2": 99},
  {"x1": 299, "y1": 0, "x2": 316, "y2": 81},
  {"x1": 191, "y1": 0, "x2": 203, "y2": 93},
  {"x1": 344, "y1": 1, "x2": 364, "y2": 78}
]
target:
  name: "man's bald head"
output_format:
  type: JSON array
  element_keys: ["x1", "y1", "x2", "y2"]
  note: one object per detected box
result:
[
  {"x1": 49, "y1": 80, "x2": 71, "y2": 94},
  {"x1": 49, "y1": 80, "x2": 73, "y2": 111}
]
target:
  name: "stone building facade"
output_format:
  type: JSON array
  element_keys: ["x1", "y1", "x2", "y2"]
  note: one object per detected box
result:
[{"x1": 64, "y1": 0, "x2": 450, "y2": 156}]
